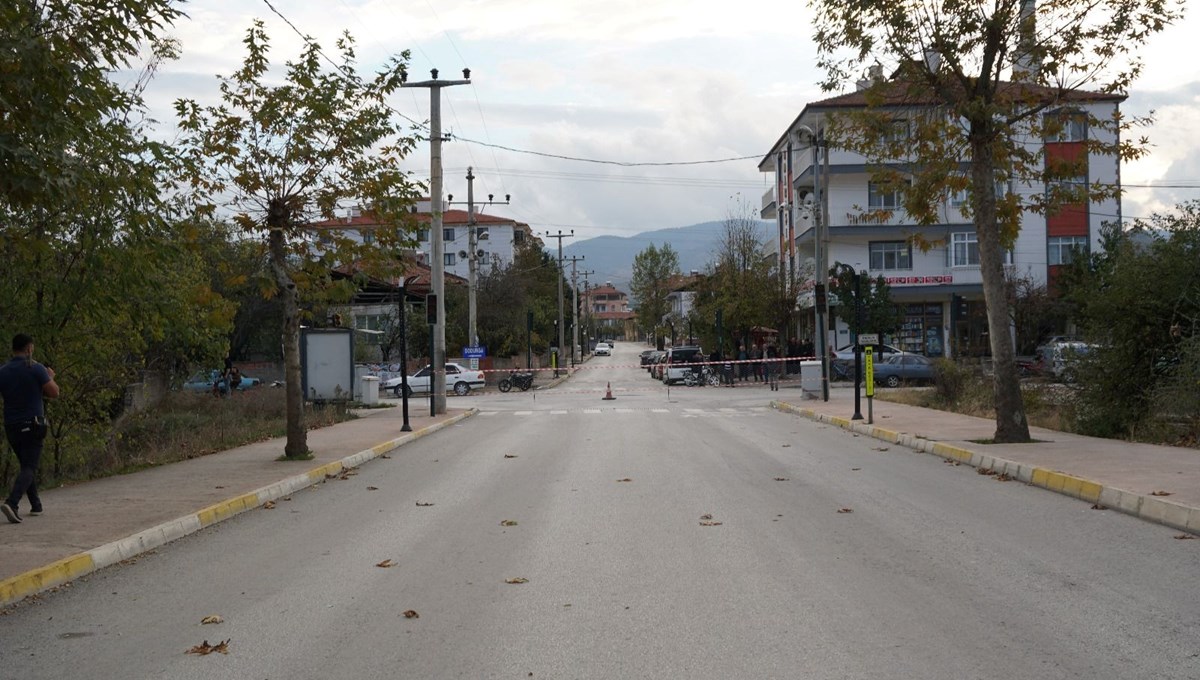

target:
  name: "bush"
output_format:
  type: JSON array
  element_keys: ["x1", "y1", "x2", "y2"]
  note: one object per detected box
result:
[{"x1": 932, "y1": 358, "x2": 969, "y2": 403}]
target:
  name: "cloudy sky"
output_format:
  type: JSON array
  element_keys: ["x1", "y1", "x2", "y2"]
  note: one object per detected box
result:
[{"x1": 139, "y1": 0, "x2": 1200, "y2": 241}]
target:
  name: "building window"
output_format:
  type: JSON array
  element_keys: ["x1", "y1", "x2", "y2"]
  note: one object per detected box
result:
[
  {"x1": 884, "y1": 119, "x2": 909, "y2": 143},
  {"x1": 362, "y1": 232, "x2": 375, "y2": 245},
  {"x1": 869, "y1": 241, "x2": 912, "y2": 270},
  {"x1": 444, "y1": 252, "x2": 456, "y2": 266},
  {"x1": 443, "y1": 227, "x2": 456, "y2": 241},
  {"x1": 513, "y1": 230, "x2": 525, "y2": 244},
  {"x1": 951, "y1": 232, "x2": 979, "y2": 267},
  {"x1": 1047, "y1": 175, "x2": 1087, "y2": 202},
  {"x1": 1046, "y1": 112, "x2": 1087, "y2": 142},
  {"x1": 476, "y1": 227, "x2": 489, "y2": 240},
  {"x1": 1048, "y1": 236, "x2": 1089, "y2": 265},
  {"x1": 868, "y1": 182, "x2": 903, "y2": 210},
  {"x1": 416, "y1": 228, "x2": 429, "y2": 242}
]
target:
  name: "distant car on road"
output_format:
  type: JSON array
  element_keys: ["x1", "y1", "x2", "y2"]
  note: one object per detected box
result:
[
  {"x1": 381, "y1": 363, "x2": 484, "y2": 397},
  {"x1": 872, "y1": 354, "x2": 937, "y2": 387},
  {"x1": 833, "y1": 343, "x2": 911, "y2": 363},
  {"x1": 182, "y1": 369, "x2": 261, "y2": 392},
  {"x1": 595, "y1": 342, "x2": 612, "y2": 356}
]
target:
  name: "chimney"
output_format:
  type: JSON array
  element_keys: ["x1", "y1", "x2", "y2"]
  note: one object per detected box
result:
[
  {"x1": 1013, "y1": 0, "x2": 1040, "y2": 82},
  {"x1": 856, "y1": 63, "x2": 885, "y2": 91}
]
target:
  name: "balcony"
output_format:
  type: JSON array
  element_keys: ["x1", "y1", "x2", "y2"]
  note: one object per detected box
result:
[{"x1": 761, "y1": 187, "x2": 777, "y2": 219}]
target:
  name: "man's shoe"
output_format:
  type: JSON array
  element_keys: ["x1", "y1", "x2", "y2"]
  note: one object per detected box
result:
[
  {"x1": 2, "y1": 503, "x2": 21, "y2": 524},
  {"x1": 29, "y1": 507, "x2": 42, "y2": 516}
]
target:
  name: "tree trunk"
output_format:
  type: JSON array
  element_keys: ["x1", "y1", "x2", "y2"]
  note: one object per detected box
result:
[
  {"x1": 970, "y1": 135, "x2": 1031, "y2": 443},
  {"x1": 268, "y1": 228, "x2": 308, "y2": 458}
]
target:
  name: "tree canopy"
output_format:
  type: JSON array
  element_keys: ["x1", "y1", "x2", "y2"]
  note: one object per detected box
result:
[{"x1": 630, "y1": 243, "x2": 681, "y2": 337}]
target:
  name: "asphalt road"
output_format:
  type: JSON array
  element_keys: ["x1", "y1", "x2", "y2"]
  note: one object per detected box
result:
[{"x1": 2, "y1": 343, "x2": 1198, "y2": 679}]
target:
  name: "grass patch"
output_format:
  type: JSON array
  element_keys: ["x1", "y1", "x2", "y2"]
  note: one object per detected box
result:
[{"x1": 95, "y1": 389, "x2": 353, "y2": 479}]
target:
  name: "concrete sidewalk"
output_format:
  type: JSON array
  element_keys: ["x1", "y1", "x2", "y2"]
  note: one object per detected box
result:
[
  {"x1": 1, "y1": 404, "x2": 475, "y2": 608},
  {"x1": 773, "y1": 387, "x2": 1200, "y2": 536}
]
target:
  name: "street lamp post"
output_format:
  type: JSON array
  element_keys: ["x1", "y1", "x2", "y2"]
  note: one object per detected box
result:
[
  {"x1": 397, "y1": 275, "x2": 411, "y2": 432},
  {"x1": 852, "y1": 270, "x2": 864, "y2": 421}
]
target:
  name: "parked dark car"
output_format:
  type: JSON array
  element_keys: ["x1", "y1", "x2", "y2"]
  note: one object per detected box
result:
[
  {"x1": 640, "y1": 349, "x2": 656, "y2": 366},
  {"x1": 872, "y1": 354, "x2": 936, "y2": 387},
  {"x1": 651, "y1": 353, "x2": 669, "y2": 380}
]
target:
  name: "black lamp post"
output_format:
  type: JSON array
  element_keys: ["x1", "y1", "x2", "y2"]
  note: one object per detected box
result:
[
  {"x1": 398, "y1": 276, "x2": 412, "y2": 432},
  {"x1": 852, "y1": 270, "x2": 864, "y2": 421}
]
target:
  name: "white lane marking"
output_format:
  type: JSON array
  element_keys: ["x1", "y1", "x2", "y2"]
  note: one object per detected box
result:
[
  {"x1": 583, "y1": 409, "x2": 602, "y2": 414},
  {"x1": 550, "y1": 410, "x2": 568, "y2": 415},
  {"x1": 514, "y1": 411, "x2": 534, "y2": 416},
  {"x1": 480, "y1": 411, "x2": 500, "y2": 417},
  {"x1": 684, "y1": 408, "x2": 704, "y2": 413},
  {"x1": 651, "y1": 409, "x2": 670, "y2": 413},
  {"x1": 615, "y1": 408, "x2": 635, "y2": 413}
]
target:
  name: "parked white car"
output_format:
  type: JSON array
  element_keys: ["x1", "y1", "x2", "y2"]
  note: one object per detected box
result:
[
  {"x1": 595, "y1": 342, "x2": 612, "y2": 356},
  {"x1": 382, "y1": 363, "x2": 485, "y2": 397}
]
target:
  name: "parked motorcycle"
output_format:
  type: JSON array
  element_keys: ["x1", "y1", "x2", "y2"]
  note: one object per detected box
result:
[{"x1": 497, "y1": 371, "x2": 535, "y2": 392}]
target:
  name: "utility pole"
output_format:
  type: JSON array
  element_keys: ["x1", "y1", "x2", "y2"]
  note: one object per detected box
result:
[
  {"x1": 546, "y1": 230, "x2": 573, "y2": 376},
  {"x1": 447, "y1": 168, "x2": 509, "y2": 362},
  {"x1": 401, "y1": 67, "x2": 470, "y2": 414},
  {"x1": 579, "y1": 270, "x2": 595, "y2": 354},
  {"x1": 565, "y1": 256, "x2": 586, "y2": 365}
]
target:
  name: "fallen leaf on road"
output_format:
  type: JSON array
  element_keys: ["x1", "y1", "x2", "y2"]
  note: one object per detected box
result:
[
  {"x1": 872, "y1": 447, "x2": 889, "y2": 452},
  {"x1": 416, "y1": 501, "x2": 434, "y2": 507},
  {"x1": 837, "y1": 508, "x2": 853, "y2": 514},
  {"x1": 995, "y1": 473, "x2": 1013, "y2": 482},
  {"x1": 186, "y1": 639, "x2": 230, "y2": 655},
  {"x1": 381, "y1": 454, "x2": 391, "y2": 459},
  {"x1": 500, "y1": 520, "x2": 518, "y2": 527},
  {"x1": 699, "y1": 521, "x2": 723, "y2": 526},
  {"x1": 851, "y1": 468, "x2": 862, "y2": 471},
  {"x1": 200, "y1": 615, "x2": 223, "y2": 625},
  {"x1": 504, "y1": 454, "x2": 517, "y2": 459},
  {"x1": 403, "y1": 610, "x2": 420, "y2": 618},
  {"x1": 262, "y1": 501, "x2": 276, "y2": 510},
  {"x1": 773, "y1": 477, "x2": 789, "y2": 481},
  {"x1": 376, "y1": 559, "x2": 396, "y2": 568},
  {"x1": 699, "y1": 514, "x2": 713, "y2": 520},
  {"x1": 367, "y1": 486, "x2": 379, "y2": 491},
  {"x1": 1174, "y1": 534, "x2": 1196, "y2": 540},
  {"x1": 505, "y1": 577, "x2": 529, "y2": 584},
  {"x1": 214, "y1": 486, "x2": 225, "y2": 489},
  {"x1": 1091, "y1": 504, "x2": 1107, "y2": 510},
  {"x1": 781, "y1": 444, "x2": 792, "y2": 448},
  {"x1": 1151, "y1": 490, "x2": 1173, "y2": 496},
  {"x1": 977, "y1": 468, "x2": 998, "y2": 476},
  {"x1": 616, "y1": 478, "x2": 632, "y2": 482},
  {"x1": 282, "y1": 497, "x2": 292, "y2": 501}
]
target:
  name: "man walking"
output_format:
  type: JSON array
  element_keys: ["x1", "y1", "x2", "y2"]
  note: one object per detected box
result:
[{"x1": 1, "y1": 334, "x2": 60, "y2": 524}]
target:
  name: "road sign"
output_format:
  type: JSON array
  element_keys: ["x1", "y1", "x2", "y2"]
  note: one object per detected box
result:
[
  {"x1": 463, "y1": 345, "x2": 487, "y2": 359},
  {"x1": 858, "y1": 333, "x2": 880, "y2": 346}
]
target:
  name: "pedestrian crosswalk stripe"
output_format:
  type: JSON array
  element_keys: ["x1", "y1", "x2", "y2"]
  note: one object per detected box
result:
[
  {"x1": 477, "y1": 407, "x2": 774, "y2": 418},
  {"x1": 550, "y1": 410, "x2": 568, "y2": 415},
  {"x1": 651, "y1": 409, "x2": 670, "y2": 413},
  {"x1": 514, "y1": 411, "x2": 533, "y2": 416},
  {"x1": 583, "y1": 409, "x2": 601, "y2": 414}
]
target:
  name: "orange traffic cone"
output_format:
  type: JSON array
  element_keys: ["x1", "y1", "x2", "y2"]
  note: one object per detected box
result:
[{"x1": 602, "y1": 382, "x2": 616, "y2": 400}]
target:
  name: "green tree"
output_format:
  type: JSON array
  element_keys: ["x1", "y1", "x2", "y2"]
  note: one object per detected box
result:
[
  {"x1": 808, "y1": 0, "x2": 1182, "y2": 442},
  {"x1": 692, "y1": 206, "x2": 776, "y2": 353},
  {"x1": 1059, "y1": 209, "x2": 1200, "y2": 438},
  {"x1": 630, "y1": 243, "x2": 681, "y2": 339},
  {"x1": 175, "y1": 21, "x2": 421, "y2": 458},
  {"x1": 828, "y1": 263, "x2": 903, "y2": 341}
]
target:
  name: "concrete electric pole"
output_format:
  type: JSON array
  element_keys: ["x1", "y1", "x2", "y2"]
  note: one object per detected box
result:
[
  {"x1": 447, "y1": 168, "x2": 509, "y2": 362},
  {"x1": 565, "y1": 256, "x2": 586, "y2": 365},
  {"x1": 401, "y1": 67, "x2": 470, "y2": 414},
  {"x1": 545, "y1": 230, "x2": 574, "y2": 377},
  {"x1": 579, "y1": 269, "x2": 595, "y2": 355}
]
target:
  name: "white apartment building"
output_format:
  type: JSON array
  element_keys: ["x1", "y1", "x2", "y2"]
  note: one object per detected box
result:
[
  {"x1": 310, "y1": 198, "x2": 534, "y2": 279},
  {"x1": 760, "y1": 82, "x2": 1122, "y2": 358}
]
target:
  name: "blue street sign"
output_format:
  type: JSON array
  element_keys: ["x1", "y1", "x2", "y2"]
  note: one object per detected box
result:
[{"x1": 463, "y1": 345, "x2": 487, "y2": 359}]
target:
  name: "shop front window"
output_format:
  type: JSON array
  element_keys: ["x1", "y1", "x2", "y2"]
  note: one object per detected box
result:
[{"x1": 889, "y1": 302, "x2": 944, "y2": 357}]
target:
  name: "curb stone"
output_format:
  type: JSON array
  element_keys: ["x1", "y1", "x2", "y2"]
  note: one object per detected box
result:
[
  {"x1": 771, "y1": 401, "x2": 1200, "y2": 536},
  {"x1": 0, "y1": 409, "x2": 477, "y2": 609}
]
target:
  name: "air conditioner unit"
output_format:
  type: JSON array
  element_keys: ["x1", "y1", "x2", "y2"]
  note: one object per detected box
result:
[{"x1": 457, "y1": 250, "x2": 468, "y2": 260}]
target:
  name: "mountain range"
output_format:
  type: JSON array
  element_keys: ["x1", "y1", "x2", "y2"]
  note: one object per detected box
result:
[{"x1": 561, "y1": 220, "x2": 769, "y2": 296}]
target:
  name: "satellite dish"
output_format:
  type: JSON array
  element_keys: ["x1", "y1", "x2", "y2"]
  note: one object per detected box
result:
[
  {"x1": 477, "y1": 249, "x2": 486, "y2": 259},
  {"x1": 457, "y1": 250, "x2": 468, "y2": 260}
]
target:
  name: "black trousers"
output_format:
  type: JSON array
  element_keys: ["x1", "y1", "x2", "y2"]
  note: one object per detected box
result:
[{"x1": 5, "y1": 420, "x2": 45, "y2": 511}]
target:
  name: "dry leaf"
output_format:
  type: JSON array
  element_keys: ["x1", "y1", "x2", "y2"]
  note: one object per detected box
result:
[
  {"x1": 699, "y1": 513, "x2": 713, "y2": 520},
  {"x1": 851, "y1": 468, "x2": 862, "y2": 471},
  {"x1": 995, "y1": 473, "x2": 1013, "y2": 482},
  {"x1": 504, "y1": 454, "x2": 517, "y2": 459},
  {"x1": 781, "y1": 444, "x2": 792, "y2": 448},
  {"x1": 381, "y1": 454, "x2": 392, "y2": 459},
  {"x1": 214, "y1": 486, "x2": 225, "y2": 489},
  {"x1": 281, "y1": 497, "x2": 292, "y2": 501},
  {"x1": 366, "y1": 486, "x2": 379, "y2": 491},
  {"x1": 699, "y1": 520, "x2": 723, "y2": 526},
  {"x1": 500, "y1": 520, "x2": 518, "y2": 527},
  {"x1": 403, "y1": 610, "x2": 420, "y2": 618},
  {"x1": 837, "y1": 508, "x2": 853, "y2": 514},
  {"x1": 977, "y1": 468, "x2": 997, "y2": 476},
  {"x1": 616, "y1": 478, "x2": 632, "y2": 482},
  {"x1": 1151, "y1": 490, "x2": 1173, "y2": 497},
  {"x1": 262, "y1": 501, "x2": 276, "y2": 510},
  {"x1": 415, "y1": 501, "x2": 434, "y2": 507},
  {"x1": 871, "y1": 447, "x2": 889, "y2": 451},
  {"x1": 376, "y1": 559, "x2": 395, "y2": 568},
  {"x1": 1174, "y1": 534, "x2": 1196, "y2": 540},
  {"x1": 505, "y1": 577, "x2": 529, "y2": 584},
  {"x1": 186, "y1": 639, "x2": 230, "y2": 655},
  {"x1": 1091, "y1": 504, "x2": 1108, "y2": 510},
  {"x1": 200, "y1": 615, "x2": 223, "y2": 625},
  {"x1": 773, "y1": 477, "x2": 789, "y2": 481}
]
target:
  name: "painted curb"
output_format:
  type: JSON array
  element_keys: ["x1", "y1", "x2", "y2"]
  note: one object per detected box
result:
[
  {"x1": 0, "y1": 409, "x2": 477, "y2": 609},
  {"x1": 771, "y1": 401, "x2": 1200, "y2": 537}
]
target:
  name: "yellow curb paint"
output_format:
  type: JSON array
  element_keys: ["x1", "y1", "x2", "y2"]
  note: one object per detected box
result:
[
  {"x1": 1061, "y1": 475, "x2": 1083, "y2": 498},
  {"x1": 1046, "y1": 472, "x2": 1067, "y2": 492},
  {"x1": 1078, "y1": 480, "x2": 1103, "y2": 503},
  {"x1": 830, "y1": 417, "x2": 850, "y2": 427},
  {"x1": 1031, "y1": 468, "x2": 1050, "y2": 487},
  {"x1": 0, "y1": 552, "x2": 95, "y2": 606}
]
